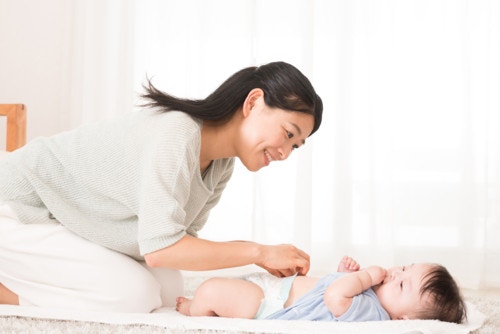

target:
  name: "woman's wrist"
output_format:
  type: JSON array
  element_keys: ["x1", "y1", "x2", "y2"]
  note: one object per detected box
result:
[{"x1": 241, "y1": 240, "x2": 265, "y2": 265}]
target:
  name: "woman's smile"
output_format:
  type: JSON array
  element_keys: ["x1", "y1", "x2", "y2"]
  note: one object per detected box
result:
[{"x1": 264, "y1": 149, "x2": 275, "y2": 166}]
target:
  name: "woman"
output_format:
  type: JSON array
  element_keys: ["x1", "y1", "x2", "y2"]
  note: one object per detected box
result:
[{"x1": 0, "y1": 61, "x2": 323, "y2": 312}]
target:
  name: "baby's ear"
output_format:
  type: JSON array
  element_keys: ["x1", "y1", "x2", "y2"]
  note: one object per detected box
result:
[{"x1": 400, "y1": 315, "x2": 410, "y2": 320}]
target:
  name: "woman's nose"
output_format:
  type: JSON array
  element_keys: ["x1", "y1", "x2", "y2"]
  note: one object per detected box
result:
[{"x1": 277, "y1": 147, "x2": 291, "y2": 160}]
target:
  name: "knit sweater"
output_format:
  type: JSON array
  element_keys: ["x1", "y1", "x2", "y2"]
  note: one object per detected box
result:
[{"x1": 0, "y1": 110, "x2": 234, "y2": 260}]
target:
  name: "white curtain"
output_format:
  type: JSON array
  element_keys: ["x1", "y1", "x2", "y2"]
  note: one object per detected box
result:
[
  {"x1": 0, "y1": 0, "x2": 134, "y2": 137},
  {"x1": 45, "y1": 0, "x2": 500, "y2": 289},
  {"x1": 58, "y1": 0, "x2": 135, "y2": 129}
]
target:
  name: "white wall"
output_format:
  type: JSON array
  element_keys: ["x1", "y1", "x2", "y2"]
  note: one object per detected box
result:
[
  {"x1": 0, "y1": 0, "x2": 71, "y2": 146},
  {"x1": 0, "y1": 0, "x2": 134, "y2": 148}
]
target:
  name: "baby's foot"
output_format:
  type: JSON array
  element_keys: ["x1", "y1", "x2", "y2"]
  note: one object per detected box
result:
[
  {"x1": 338, "y1": 256, "x2": 360, "y2": 272},
  {"x1": 176, "y1": 296, "x2": 192, "y2": 316}
]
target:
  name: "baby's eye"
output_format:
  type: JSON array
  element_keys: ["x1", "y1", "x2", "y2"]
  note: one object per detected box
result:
[
  {"x1": 402, "y1": 266, "x2": 405, "y2": 271},
  {"x1": 400, "y1": 282, "x2": 403, "y2": 290}
]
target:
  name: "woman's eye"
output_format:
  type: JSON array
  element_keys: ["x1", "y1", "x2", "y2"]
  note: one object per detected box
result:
[
  {"x1": 286, "y1": 131, "x2": 294, "y2": 139},
  {"x1": 400, "y1": 282, "x2": 403, "y2": 290},
  {"x1": 292, "y1": 144, "x2": 299, "y2": 151}
]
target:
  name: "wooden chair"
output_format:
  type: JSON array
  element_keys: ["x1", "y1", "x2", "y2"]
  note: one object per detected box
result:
[{"x1": 0, "y1": 104, "x2": 27, "y2": 151}]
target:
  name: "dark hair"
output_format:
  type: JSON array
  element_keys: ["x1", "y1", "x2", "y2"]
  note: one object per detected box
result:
[
  {"x1": 141, "y1": 61, "x2": 322, "y2": 136},
  {"x1": 416, "y1": 264, "x2": 467, "y2": 324}
]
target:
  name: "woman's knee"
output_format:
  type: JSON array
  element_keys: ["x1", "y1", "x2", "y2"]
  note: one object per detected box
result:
[
  {"x1": 103, "y1": 268, "x2": 162, "y2": 313},
  {"x1": 143, "y1": 265, "x2": 184, "y2": 307}
]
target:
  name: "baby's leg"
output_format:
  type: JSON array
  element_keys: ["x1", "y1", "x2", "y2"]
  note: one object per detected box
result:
[
  {"x1": 337, "y1": 256, "x2": 361, "y2": 272},
  {"x1": 177, "y1": 277, "x2": 264, "y2": 318}
]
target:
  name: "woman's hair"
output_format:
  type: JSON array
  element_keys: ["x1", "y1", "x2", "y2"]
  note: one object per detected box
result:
[
  {"x1": 141, "y1": 61, "x2": 322, "y2": 136},
  {"x1": 415, "y1": 264, "x2": 467, "y2": 324}
]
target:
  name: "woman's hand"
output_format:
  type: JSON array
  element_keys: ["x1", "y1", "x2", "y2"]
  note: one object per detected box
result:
[{"x1": 256, "y1": 244, "x2": 310, "y2": 277}]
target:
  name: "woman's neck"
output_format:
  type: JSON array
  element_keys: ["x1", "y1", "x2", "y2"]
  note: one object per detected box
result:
[{"x1": 199, "y1": 116, "x2": 239, "y2": 169}]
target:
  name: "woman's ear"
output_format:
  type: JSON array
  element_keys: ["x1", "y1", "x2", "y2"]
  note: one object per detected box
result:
[{"x1": 242, "y1": 88, "x2": 264, "y2": 117}]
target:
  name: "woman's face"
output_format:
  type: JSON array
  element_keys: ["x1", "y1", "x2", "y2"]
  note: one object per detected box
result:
[{"x1": 238, "y1": 93, "x2": 314, "y2": 172}]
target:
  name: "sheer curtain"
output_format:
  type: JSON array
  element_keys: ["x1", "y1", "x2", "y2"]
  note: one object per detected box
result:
[
  {"x1": 58, "y1": 0, "x2": 135, "y2": 129},
  {"x1": 302, "y1": 0, "x2": 500, "y2": 289},
  {"x1": 66, "y1": 0, "x2": 499, "y2": 289},
  {"x1": 131, "y1": 0, "x2": 499, "y2": 288}
]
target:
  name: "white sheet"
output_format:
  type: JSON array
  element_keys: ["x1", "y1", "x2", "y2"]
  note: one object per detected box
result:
[{"x1": 0, "y1": 301, "x2": 485, "y2": 334}]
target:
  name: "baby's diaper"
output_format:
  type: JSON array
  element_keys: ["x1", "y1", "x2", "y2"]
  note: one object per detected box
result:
[{"x1": 241, "y1": 272, "x2": 297, "y2": 319}]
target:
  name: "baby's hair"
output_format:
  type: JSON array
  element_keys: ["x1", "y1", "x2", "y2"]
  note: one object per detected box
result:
[{"x1": 416, "y1": 264, "x2": 467, "y2": 323}]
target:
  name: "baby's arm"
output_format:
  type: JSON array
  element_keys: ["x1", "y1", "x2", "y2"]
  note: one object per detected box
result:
[{"x1": 324, "y1": 266, "x2": 386, "y2": 317}]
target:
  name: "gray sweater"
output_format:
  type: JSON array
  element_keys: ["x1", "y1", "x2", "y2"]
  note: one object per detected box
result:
[{"x1": 0, "y1": 110, "x2": 234, "y2": 260}]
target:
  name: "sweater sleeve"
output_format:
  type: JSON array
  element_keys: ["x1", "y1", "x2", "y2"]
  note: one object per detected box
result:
[{"x1": 136, "y1": 114, "x2": 200, "y2": 255}]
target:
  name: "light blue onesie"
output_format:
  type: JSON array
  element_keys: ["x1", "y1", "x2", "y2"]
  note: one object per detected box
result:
[{"x1": 266, "y1": 272, "x2": 390, "y2": 322}]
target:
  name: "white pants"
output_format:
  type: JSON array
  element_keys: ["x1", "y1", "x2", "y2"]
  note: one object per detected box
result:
[{"x1": 0, "y1": 204, "x2": 183, "y2": 313}]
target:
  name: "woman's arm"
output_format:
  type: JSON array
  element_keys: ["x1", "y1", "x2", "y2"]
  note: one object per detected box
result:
[
  {"x1": 144, "y1": 235, "x2": 310, "y2": 277},
  {"x1": 323, "y1": 266, "x2": 386, "y2": 317}
]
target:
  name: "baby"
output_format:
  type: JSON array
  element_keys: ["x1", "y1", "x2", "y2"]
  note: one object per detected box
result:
[{"x1": 176, "y1": 256, "x2": 466, "y2": 323}]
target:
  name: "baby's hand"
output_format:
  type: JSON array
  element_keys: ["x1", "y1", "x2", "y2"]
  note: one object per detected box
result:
[
  {"x1": 364, "y1": 266, "x2": 387, "y2": 286},
  {"x1": 337, "y1": 256, "x2": 361, "y2": 273}
]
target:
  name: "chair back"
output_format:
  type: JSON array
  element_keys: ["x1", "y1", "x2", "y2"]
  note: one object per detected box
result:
[{"x1": 0, "y1": 104, "x2": 27, "y2": 152}]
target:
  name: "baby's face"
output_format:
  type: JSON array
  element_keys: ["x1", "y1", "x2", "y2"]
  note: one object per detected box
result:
[{"x1": 372, "y1": 263, "x2": 433, "y2": 320}]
